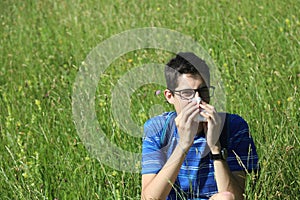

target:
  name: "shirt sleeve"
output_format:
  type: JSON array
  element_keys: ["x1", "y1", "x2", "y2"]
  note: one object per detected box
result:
[
  {"x1": 141, "y1": 115, "x2": 167, "y2": 175},
  {"x1": 227, "y1": 114, "x2": 259, "y2": 172}
]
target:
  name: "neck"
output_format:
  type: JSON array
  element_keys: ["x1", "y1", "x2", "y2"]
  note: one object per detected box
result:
[{"x1": 196, "y1": 123, "x2": 205, "y2": 136}]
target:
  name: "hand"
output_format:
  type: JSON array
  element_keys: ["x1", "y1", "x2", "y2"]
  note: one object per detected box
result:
[
  {"x1": 199, "y1": 102, "x2": 222, "y2": 153},
  {"x1": 175, "y1": 101, "x2": 200, "y2": 151}
]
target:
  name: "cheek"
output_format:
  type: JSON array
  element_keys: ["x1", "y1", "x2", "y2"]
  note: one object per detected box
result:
[{"x1": 181, "y1": 101, "x2": 189, "y2": 107}]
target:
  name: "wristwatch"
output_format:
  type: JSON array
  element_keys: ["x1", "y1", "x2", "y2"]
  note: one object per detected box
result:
[{"x1": 209, "y1": 148, "x2": 228, "y2": 160}]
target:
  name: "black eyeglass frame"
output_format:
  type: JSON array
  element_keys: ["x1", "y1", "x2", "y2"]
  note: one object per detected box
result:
[{"x1": 168, "y1": 86, "x2": 215, "y2": 101}]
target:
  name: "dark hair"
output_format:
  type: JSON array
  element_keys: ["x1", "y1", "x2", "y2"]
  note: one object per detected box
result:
[{"x1": 164, "y1": 52, "x2": 210, "y2": 90}]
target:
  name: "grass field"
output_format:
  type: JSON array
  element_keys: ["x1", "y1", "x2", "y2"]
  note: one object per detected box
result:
[{"x1": 0, "y1": 0, "x2": 299, "y2": 199}]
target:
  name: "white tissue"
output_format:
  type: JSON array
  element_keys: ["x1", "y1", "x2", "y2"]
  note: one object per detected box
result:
[
  {"x1": 193, "y1": 97, "x2": 207, "y2": 122},
  {"x1": 196, "y1": 97, "x2": 201, "y2": 104}
]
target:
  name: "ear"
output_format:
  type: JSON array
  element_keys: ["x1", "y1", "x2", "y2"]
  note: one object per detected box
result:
[{"x1": 164, "y1": 89, "x2": 175, "y2": 104}]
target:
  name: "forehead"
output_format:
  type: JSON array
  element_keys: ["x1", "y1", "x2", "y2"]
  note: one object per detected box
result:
[{"x1": 176, "y1": 74, "x2": 204, "y2": 89}]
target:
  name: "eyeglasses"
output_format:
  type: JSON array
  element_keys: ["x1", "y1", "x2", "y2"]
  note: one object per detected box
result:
[{"x1": 169, "y1": 86, "x2": 215, "y2": 101}]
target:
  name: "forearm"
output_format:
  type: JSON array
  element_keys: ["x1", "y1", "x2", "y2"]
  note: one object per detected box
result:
[
  {"x1": 213, "y1": 160, "x2": 245, "y2": 200},
  {"x1": 141, "y1": 144, "x2": 188, "y2": 200}
]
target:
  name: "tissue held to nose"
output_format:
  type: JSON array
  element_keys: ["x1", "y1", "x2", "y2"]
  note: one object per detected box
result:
[{"x1": 194, "y1": 97, "x2": 207, "y2": 122}]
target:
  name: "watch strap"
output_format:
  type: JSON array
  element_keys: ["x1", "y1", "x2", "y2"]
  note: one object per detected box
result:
[{"x1": 209, "y1": 148, "x2": 228, "y2": 160}]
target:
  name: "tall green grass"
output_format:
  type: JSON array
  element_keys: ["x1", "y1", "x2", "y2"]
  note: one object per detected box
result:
[{"x1": 1, "y1": 0, "x2": 299, "y2": 199}]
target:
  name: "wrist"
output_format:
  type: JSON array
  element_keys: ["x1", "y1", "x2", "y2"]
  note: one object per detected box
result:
[
  {"x1": 177, "y1": 141, "x2": 192, "y2": 154},
  {"x1": 209, "y1": 141, "x2": 221, "y2": 154},
  {"x1": 209, "y1": 148, "x2": 228, "y2": 161}
]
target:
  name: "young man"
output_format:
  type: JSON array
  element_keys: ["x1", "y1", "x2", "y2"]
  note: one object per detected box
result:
[{"x1": 141, "y1": 52, "x2": 259, "y2": 200}]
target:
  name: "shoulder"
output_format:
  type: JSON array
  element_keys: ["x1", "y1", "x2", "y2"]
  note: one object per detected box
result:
[
  {"x1": 226, "y1": 113, "x2": 253, "y2": 147},
  {"x1": 143, "y1": 111, "x2": 176, "y2": 137},
  {"x1": 219, "y1": 113, "x2": 249, "y2": 136},
  {"x1": 227, "y1": 113, "x2": 249, "y2": 132},
  {"x1": 144, "y1": 112, "x2": 172, "y2": 125},
  {"x1": 144, "y1": 111, "x2": 176, "y2": 128}
]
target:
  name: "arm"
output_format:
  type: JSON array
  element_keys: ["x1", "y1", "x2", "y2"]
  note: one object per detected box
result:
[
  {"x1": 200, "y1": 103, "x2": 246, "y2": 200},
  {"x1": 141, "y1": 101, "x2": 200, "y2": 200},
  {"x1": 211, "y1": 143, "x2": 246, "y2": 199},
  {"x1": 141, "y1": 144, "x2": 188, "y2": 200}
]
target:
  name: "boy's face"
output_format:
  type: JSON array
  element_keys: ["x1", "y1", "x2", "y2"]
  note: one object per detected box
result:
[{"x1": 165, "y1": 73, "x2": 205, "y2": 114}]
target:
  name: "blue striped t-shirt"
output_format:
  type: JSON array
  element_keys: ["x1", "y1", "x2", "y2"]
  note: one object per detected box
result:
[{"x1": 142, "y1": 111, "x2": 259, "y2": 200}]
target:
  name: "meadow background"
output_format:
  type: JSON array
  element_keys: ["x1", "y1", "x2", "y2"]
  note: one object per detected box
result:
[{"x1": 0, "y1": 0, "x2": 299, "y2": 199}]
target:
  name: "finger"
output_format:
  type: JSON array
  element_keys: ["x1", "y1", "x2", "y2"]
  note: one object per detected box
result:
[
  {"x1": 175, "y1": 105, "x2": 200, "y2": 129},
  {"x1": 200, "y1": 101, "x2": 215, "y2": 108},
  {"x1": 200, "y1": 111, "x2": 222, "y2": 128},
  {"x1": 200, "y1": 106, "x2": 220, "y2": 123},
  {"x1": 187, "y1": 108, "x2": 202, "y2": 123},
  {"x1": 200, "y1": 102, "x2": 215, "y2": 111},
  {"x1": 200, "y1": 110, "x2": 215, "y2": 122},
  {"x1": 181, "y1": 101, "x2": 197, "y2": 116},
  {"x1": 177, "y1": 101, "x2": 196, "y2": 119},
  {"x1": 199, "y1": 103, "x2": 216, "y2": 114},
  {"x1": 180, "y1": 102, "x2": 199, "y2": 122},
  {"x1": 200, "y1": 108, "x2": 216, "y2": 120}
]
